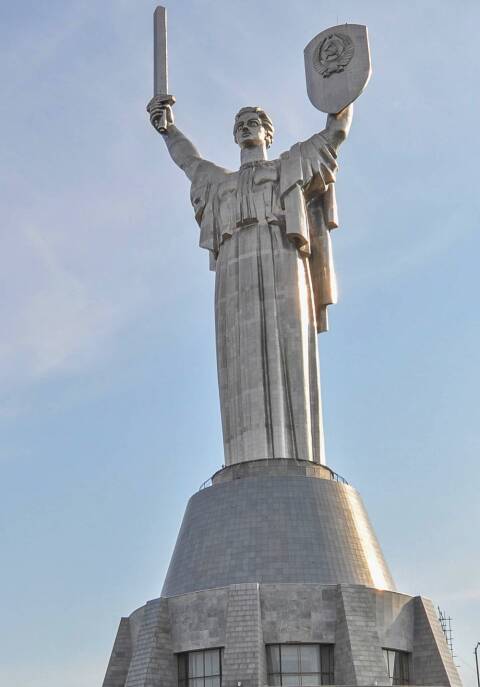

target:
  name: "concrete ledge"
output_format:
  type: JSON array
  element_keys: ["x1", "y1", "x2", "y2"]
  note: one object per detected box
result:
[{"x1": 211, "y1": 458, "x2": 340, "y2": 485}]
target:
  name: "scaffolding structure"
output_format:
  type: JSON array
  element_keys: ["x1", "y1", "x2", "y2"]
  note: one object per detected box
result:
[{"x1": 438, "y1": 606, "x2": 455, "y2": 656}]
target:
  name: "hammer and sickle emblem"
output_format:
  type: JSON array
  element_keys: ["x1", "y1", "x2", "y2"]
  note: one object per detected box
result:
[{"x1": 314, "y1": 32, "x2": 355, "y2": 78}]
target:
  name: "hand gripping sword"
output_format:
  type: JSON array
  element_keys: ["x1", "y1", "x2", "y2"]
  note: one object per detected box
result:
[{"x1": 153, "y1": 6, "x2": 175, "y2": 133}]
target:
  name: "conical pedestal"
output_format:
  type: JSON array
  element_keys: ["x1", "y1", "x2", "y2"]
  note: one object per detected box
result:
[{"x1": 103, "y1": 460, "x2": 461, "y2": 687}]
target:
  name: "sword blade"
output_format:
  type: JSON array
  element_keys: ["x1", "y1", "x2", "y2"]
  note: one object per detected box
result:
[{"x1": 153, "y1": 6, "x2": 168, "y2": 95}]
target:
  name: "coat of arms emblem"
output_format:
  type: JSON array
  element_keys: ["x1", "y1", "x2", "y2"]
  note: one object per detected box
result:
[{"x1": 314, "y1": 32, "x2": 355, "y2": 78}]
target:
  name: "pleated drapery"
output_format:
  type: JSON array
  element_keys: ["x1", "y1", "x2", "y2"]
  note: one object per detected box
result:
[{"x1": 215, "y1": 218, "x2": 324, "y2": 465}]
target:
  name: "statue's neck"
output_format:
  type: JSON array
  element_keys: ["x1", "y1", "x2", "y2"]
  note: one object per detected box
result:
[{"x1": 240, "y1": 144, "x2": 268, "y2": 165}]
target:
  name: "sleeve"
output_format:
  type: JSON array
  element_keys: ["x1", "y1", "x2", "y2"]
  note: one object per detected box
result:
[
  {"x1": 299, "y1": 132, "x2": 338, "y2": 202},
  {"x1": 190, "y1": 161, "x2": 226, "y2": 270},
  {"x1": 279, "y1": 132, "x2": 342, "y2": 332},
  {"x1": 299, "y1": 132, "x2": 339, "y2": 231},
  {"x1": 303, "y1": 135, "x2": 341, "y2": 332}
]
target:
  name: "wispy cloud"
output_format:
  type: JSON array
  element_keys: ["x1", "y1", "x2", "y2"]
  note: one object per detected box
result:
[{"x1": 1, "y1": 223, "x2": 119, "y2": 380}]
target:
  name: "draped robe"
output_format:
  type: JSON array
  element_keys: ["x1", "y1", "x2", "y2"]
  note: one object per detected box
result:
[{"x1": 188, "y1": 132, "x2": 340, "y2": 466}]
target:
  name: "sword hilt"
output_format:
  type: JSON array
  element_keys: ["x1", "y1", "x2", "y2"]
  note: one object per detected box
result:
[{"x1": 152, "y1": 94, "x2": 175, "y2": 134}]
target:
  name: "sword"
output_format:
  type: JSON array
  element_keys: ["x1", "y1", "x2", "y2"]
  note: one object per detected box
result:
[{"x1": 153, "y1": 6, "x2": 175, "y2": 133}]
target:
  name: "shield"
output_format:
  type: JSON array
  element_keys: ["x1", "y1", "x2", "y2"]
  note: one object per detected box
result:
[{"x1": 304, "y1": 24, "x2": 371, "y2": 114}]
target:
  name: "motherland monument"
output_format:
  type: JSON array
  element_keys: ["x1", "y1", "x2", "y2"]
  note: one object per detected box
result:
[{"x1": 102, "y1": 8, "x2": 462, "y2": 687}]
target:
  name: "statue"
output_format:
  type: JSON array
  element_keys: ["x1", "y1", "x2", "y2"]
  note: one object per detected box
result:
[{"x1": 147, "y1": 11, "x2": 371, "y2": 467}]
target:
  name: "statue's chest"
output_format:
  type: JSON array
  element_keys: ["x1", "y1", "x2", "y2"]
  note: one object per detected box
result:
[{"x1": 217, "y1": 162, "x2": 281, "y2": 227}]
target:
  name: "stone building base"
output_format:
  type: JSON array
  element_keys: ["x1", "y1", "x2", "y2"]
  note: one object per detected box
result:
[
  {"x1": 102, "y1": 460, "x2": 462, "y2": 687},
  {"x1": 103, "y1": 583, "x2": 461, "y2": 687}
]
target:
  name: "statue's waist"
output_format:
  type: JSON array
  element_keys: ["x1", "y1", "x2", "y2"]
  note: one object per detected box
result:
[
  {"x1": 234, "y1": 214, "x2": 285, "y2": 229},
  {"x1": 217, "y1": 216, "x2": 286, "y2": 246}
]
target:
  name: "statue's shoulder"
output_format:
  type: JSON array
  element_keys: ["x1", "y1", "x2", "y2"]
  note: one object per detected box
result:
[
  {"x1": 191, "y1": 159, "x2": 233, "y2": 187},
  {"x1": 278, "y1": 132, "x2": 335, "y2": 161},
  {"x1": 190, "y1": 161, "x2": 234, "y2": 217}
]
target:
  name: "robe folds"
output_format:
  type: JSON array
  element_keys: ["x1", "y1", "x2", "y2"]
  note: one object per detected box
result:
[{"x1": 189, "y1": 132, "x2": 340, "y2": 466}]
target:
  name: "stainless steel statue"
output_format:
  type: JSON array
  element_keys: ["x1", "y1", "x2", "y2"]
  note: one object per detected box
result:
[{"x1": 147, "y1": 10, "x2": 371, "y2": 467}]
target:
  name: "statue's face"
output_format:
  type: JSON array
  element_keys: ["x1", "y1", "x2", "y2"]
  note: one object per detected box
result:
[{"x1": 234, "y1": 112, "x2": 267, "y2": 149}]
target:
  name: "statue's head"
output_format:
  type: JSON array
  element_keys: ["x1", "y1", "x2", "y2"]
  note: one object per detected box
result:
[{"x1": 233, "y1": 107, "x2": 274, "y2": 149}]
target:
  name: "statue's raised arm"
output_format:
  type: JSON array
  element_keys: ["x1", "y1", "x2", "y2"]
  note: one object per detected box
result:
[
  {"x1": 147, "y1": 96, "x2": 209, "y2": 182},
  {"x1": 324, "y1": 105, "x2": 353, "y2": 150}
]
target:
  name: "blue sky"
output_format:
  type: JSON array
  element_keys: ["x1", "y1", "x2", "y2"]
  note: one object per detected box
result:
[{"x1": 1, "y1": 1, "x2": 479, "y2": 685}]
